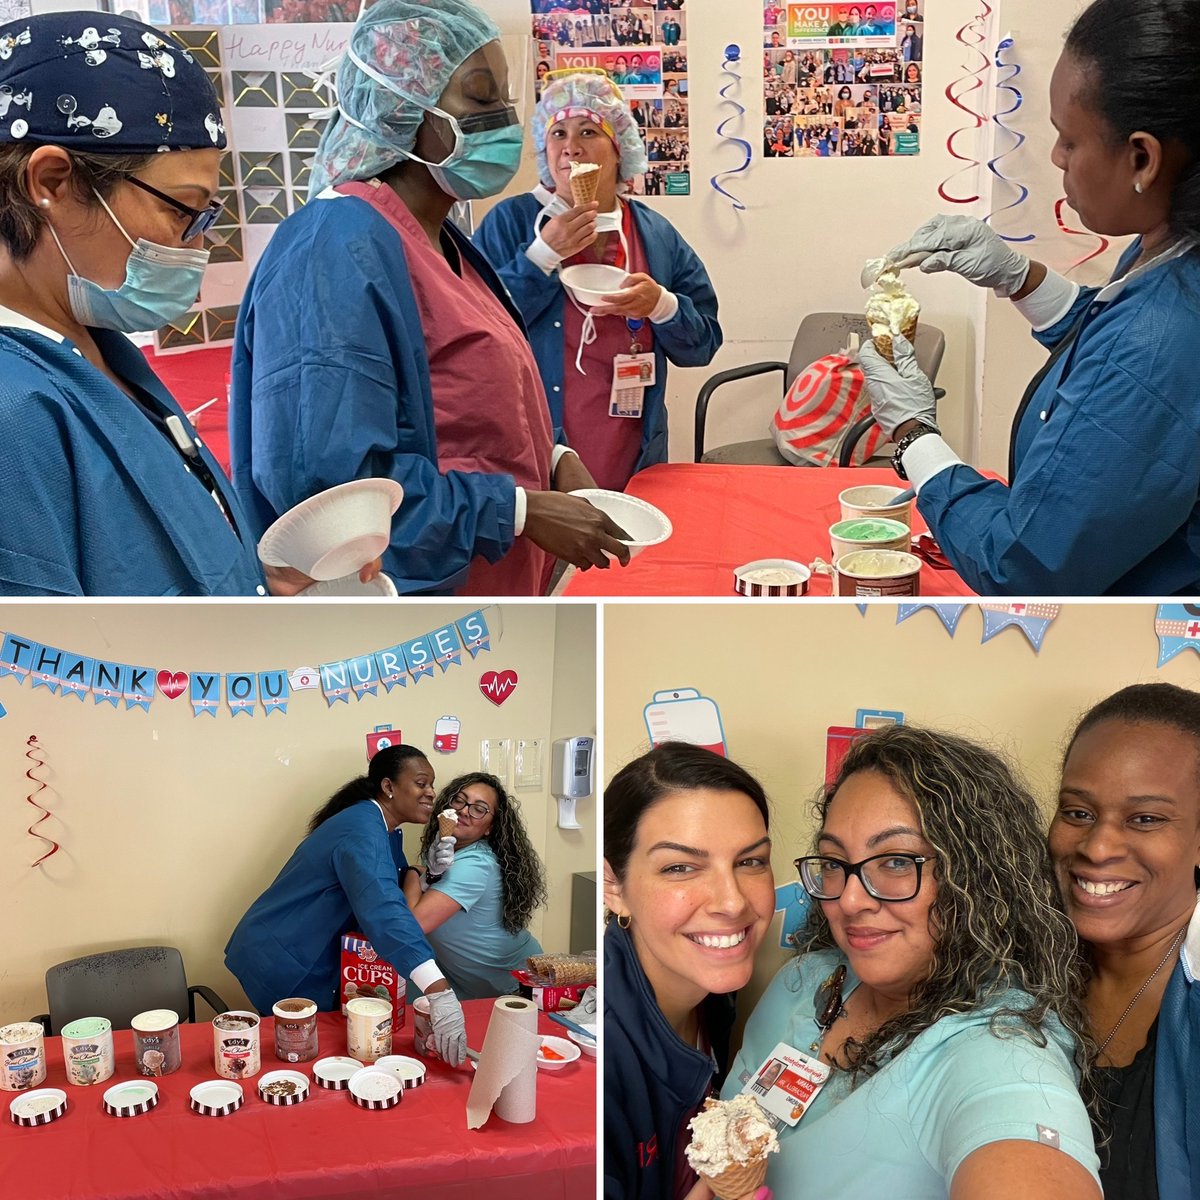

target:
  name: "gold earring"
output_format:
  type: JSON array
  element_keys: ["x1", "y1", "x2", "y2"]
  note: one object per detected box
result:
[{"x1": 617, "y1": 912, "x2": 631, "y2": 929}]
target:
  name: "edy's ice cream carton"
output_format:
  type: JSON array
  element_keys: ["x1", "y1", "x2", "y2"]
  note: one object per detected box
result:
[{"x1": 340, "y1": 935, "x2": 406, "y2": 1030}]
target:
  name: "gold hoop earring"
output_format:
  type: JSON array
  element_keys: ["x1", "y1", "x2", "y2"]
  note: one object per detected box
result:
[{"x1": 617, "y1": 912, "x2": 631, "y2": 929}]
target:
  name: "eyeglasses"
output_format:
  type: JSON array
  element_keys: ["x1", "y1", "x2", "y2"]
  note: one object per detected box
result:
[
  {"x1": 795, "y1": 853, "x2": 934, "y2": 902},
  {"x1": 449, "y1": 792, "x2": 492, "y2": 820},
  {"x1": 125, "y1": 176, "x2": 225, "y2": 241}
]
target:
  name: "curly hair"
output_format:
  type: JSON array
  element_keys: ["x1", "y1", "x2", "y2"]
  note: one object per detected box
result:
[
  {"x1": 419, "y1": 772, "x2": 547, "y2": 934},
  {"x1": 798, "y1": 724, "x2": 1099, "y2": 1119}
]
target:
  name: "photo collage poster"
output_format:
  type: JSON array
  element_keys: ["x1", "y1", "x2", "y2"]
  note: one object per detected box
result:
[
  {"x1": 763, "y1": 1, "x2": 925, "y2": 158},
  {"x1": 531, "y1": 1, "x2": 690, "y2": 196}
]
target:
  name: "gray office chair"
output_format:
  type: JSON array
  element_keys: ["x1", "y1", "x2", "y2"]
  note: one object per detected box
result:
[
  {"x1": 30, "y1": 945, "x2": 228, "y2": 1035},
  {"x1": 694, "y1": 311, "x2": 946, "y2": 466}
]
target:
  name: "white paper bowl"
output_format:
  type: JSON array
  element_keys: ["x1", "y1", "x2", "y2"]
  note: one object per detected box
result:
[
  {"x1": 257, "y1": 479, "x2": 403, "y2": 581},
  {"x1": 537, "y1": 1035, "x2": 581, "y2": 1071},
  {"x1": 559, "y1": 263, "x2": 628, "y2": 307},
  {"x1": 569, "y1": 489, "x2": 672, "y2": 559},
  {"x1": 566, "y1": 1028, "x2": 597, "y2": 1058},
  {"x1": 298, "y1": 571, "x2": 397, "y2": 598},
  {"x1": 838, "y1": 485, "x2": 914, "y2": 528}
]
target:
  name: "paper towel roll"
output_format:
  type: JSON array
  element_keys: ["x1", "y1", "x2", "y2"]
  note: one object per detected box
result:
[{"x1": 466, "y1": 996, "x2": 540, "y2": 1129}]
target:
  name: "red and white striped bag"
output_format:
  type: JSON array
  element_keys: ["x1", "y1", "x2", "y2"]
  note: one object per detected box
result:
[{"x1": 769, "y1": 353, "x2": 886, "y2": 467}]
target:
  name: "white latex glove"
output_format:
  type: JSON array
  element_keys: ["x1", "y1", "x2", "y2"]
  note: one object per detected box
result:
[
  {"x1": 858, "y1": 335, "x2": 939, "y2": 440},
  {"x1": 889, "y1": 214, "x2": 1031, "y2": 296},
  {"x1": 426, "y1": 988, "x2": 467, "y2": 1067},
  {"x1": 428, "y1": 836, "x2": 456, "y2": 877}
]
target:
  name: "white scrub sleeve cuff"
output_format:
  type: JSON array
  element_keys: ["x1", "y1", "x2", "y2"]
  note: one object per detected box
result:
[
  {"x1": 648, "y1": 289, "x2": 678, "y2": 324},
  {"x1": 551, "y1": 444, "x2": 579, "y2": 474},
  {"x1": 901, "y1": 432, "x2": 964, "y2": 493},
  {"x1": 410, "y1": 960, "x2": 444, "y2": 994},
  {"x1": 525, "y1": 234, "x2": 563, "y2": 275},
  {"x1": 514, "y1": 486, "x2": 527, "y2": 536},
  {"x1": 1012, "y1": 269, "x2": 1080, "y2": 331}
]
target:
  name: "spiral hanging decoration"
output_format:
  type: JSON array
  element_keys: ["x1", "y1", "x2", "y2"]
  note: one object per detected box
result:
[
  {"x1": 25, "y1": 734, "x2": 59, "y2": 868},
  {"x1": 1055, "y1": 198, "x2": 1111, "y2": 274},
  {"x1": 710, "y1": 44, "x2": 753, "y2": 212},
  {"x1": 984, "y1": 35, "x2": 1034, "y2": 242},
  {"x1": 937, "y1": 2, "x2": 993, "y2": 206}
]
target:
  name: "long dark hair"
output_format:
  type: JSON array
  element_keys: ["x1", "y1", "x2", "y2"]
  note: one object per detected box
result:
[
  {"x1": 308, "y1": 744, "x2": 429, "y2": 834},
  {"x1": 1066, "y1": 0, "x2": 1200, "y2": 242},
  {"x1": 418, "y1": 772, "x2": 547, "y2": 933}
]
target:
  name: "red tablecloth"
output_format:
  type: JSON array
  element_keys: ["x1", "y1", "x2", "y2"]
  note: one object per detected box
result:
[
  {"x1": 0, "y1": 1006, "x2": 594, "y2": 1200},
  {"x1": 142, "y1": 345, "x2": 234, "y2": 476},
  {"x1": 563, "y1": 463, "x2": 977, "y2": 596}
]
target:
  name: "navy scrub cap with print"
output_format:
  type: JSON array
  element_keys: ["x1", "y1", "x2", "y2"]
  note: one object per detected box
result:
[{"x1": 0, "y1": 13, "x2": 225, "y2": 152}]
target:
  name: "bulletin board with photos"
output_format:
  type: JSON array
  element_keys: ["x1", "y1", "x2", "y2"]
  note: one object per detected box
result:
[
  {"x1": 763, "y1": 0, "x2": 924, "y2": 159},
  {"x1": 531, "y1": 1, "x2": 690, "y2": 196}
]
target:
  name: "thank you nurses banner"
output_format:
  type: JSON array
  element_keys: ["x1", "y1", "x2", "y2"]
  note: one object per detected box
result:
[{"x1": 0, "y1": 609, "x2": 492, "y2": 719}]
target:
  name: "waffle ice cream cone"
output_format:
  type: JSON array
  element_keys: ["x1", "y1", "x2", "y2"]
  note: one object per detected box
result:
[
  {"x1": 569, "y1": 161, "x2": 601, "y2": 206},
  {"x1": 685, "y1": 1096, "x2": 779, "y2": 1200},
  {"x1": 437, "y1": 809, "x2": 459, "y2": 840},
  {"x1": 864, "y1": 264, "x2": 921, "y2": 364},
  {"x1": 701, "y1": 1156, "x2": 771, "y2": 1200},
  {"x1": 873, "y1": 314, "x2": 919, "y2": 364}
]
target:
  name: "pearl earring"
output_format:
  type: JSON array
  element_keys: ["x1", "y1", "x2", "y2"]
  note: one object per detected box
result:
[
  {"x1": 38, "y1": 197, "x2": 50, "y2": 209},
  {"x1": 1134, "y1": 181, "x2": 1144, "y2": 194}
]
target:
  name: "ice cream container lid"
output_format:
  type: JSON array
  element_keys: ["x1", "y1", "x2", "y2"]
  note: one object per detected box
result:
[
  {"x1": 733, "y1": 559, "x2": 811, "y2": 598},
  {"x1": 373, "y1": 1055, "x2": 426, "y2": 1088},
  {"x1": 60, "y1": 1017, "x2": 112, "y2": 1040},
  {"x1": 103, "y1": 1080, "x2": 159, "y2": 1117},
  {"x1": 348, "y1": 1067, "x2": 403, "y2": 1110},
  {"x1": 9, "y1": 1088, "x2": 67, "y2": 1127},
  {"x1": 257, "y1": 1070, "x2": 310, "y2": 1106},
  {"x1": 313, "y1": 1056, "x2": 364, "y2": 1089},
  {"x1": 189, "y1": 1080, "x2": 244, "y2": 1117},
  {"x1": 131, "y1": 1009, "x2": 178, "y2": 1032}
]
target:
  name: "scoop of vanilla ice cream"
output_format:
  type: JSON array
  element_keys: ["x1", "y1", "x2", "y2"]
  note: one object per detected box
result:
[
  {"x1": 685, "y1": 1095, "x2": 780, "y2": 1175},
  {"x1": 865, "y1": 268, "x2": 920, "y2": 338}
]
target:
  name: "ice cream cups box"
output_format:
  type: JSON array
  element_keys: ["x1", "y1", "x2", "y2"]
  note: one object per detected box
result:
[
  {"x1": 373, "y1": 1055, "x2": 427, "y2": 1088},
  {"x1": 212, "y1": 1011, "x2": 261, "y2": 1081},
  {"x1": 131, "y1": 1008, "x2": 181, "y2": 1077},
  {"x1": 298, "y1": 571, "x2": 398, "y2": 597},
  {"x1": 103, "y1": 1080, "x2": 159, "y2": 1117},
  {"x1": 9, "y1": 1087, "x2": 67, "y2": 1127},
  {"x1": 733, "y1": 559, "x2": 810, "y2": 598},
  {"x1": 0, "y1": 1022, "x2": 46, "y2": 1091},
  {"x1": 511, "y1": 970, "x2": 587, "y2": 1013},
  {"x1": 273, "y1": 997, "x2": 319, "y2": 1063},
  {"x1": 569, "y1": 489, "x2": 672, "y2": 559},
  {"x1": 537, "y1": 1036, "x2": 581, "y2": 1072},
  {"x1": 312, "y1": 1055, "x2": 364, "y2": 1089},
  {"x1": 341, "y1": 934, "x2": 406, "y2": 1030},
  {"x1": 256, "y1": 478, "x2": 404, "y2": 581},
  {"x1": 828, "y1": 517, "x2": 910, "y2": 562},
  {"x1": 838, "y1": 484, "x2": 914, "y2": 528},
  {"x1": 257, "y1": 1069, "x2": 310, "y2": 1106},
  {"x1": 190, "y1": 1079, "x2": 244, "y2": 1117},
  {"x1": 347, "y1": 1066, "x2": 404, "y2": 1111},
  {"x1": 834, "y1": 549, "x2": 922, "y2": 597},
  {"x1": 345, "y1": 997, "x2": 393, "y2": 1064},
  {"x1": 411, "y1": 996, "x2": 437, "y2": 1060},
  {"x1": 559, "y1": 263, "x2": 628, "y2": 308},
  {"x1": 61, "y1": 1017, "x2": 115, "y2": 1087}
]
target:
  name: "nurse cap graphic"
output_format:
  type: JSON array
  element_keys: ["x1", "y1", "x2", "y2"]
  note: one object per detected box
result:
[
  {"x1": 643, "y1": 688, "x2": 728, "y2": 757},
  {"x1": 58, "y1": 93, "x2": 122, "y2": 138}
]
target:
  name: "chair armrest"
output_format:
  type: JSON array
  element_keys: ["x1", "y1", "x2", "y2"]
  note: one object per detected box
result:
[
  {"x1": 188, "y1": 985, "x2": 230, "y2": 1022},
  {"x1": 837, "y1": 387, "x2": 946, "y2": 468},
  {"x1": 694, "y1": 361, "x2": 788, "y2": 462},
  {"x1": 30, "y1": 1013, "x2": 50, "y2": 1034}
]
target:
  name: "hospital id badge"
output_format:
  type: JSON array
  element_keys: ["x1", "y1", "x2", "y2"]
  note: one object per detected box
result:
[
  {"x1": 739, "y1": 1042, "x2": 830, "y2": 1128},
  {"x1": 609, "y1": 353, "x2": 655, "y2": 419}
]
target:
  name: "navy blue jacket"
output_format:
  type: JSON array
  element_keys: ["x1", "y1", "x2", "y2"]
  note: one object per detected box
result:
[{"x1": 1155, "y1": 908, "x2": 1200, "y2": 1199}]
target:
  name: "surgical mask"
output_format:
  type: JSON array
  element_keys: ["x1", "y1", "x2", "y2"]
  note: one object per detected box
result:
[{"x1": 48, "y1": 191, "x2": 208, "y2": 332}]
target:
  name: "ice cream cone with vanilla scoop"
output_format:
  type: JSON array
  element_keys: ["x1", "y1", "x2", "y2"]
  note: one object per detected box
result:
[
  {"x1": 864, "y1": 263, "x2": 920, "y2": 364},
  {"x1": 685, "y1": 1095, "x2": 779, "y2": 1199}
]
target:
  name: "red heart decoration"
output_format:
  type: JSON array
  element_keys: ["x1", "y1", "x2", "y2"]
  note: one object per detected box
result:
[
  {"x1": 156, "y1": 670, "x2": 189, "y2": 700},
  {"x1": 479, "y1": 670, "x2": 518, "y2": 706}
]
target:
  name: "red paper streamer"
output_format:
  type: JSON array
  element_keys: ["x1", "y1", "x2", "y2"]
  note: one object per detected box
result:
[
  {"x1": 25, "y1": 734, "x2": 59, "y2": 868},
  {"x1": 1054, "y1": 198, "x2": 1111, "y2": 274},
  {"x1": 938, "y1": 2, "x2": 994, "y2": 206}
]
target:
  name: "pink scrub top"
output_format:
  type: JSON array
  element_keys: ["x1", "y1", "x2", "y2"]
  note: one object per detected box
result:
[
  {"x1": 562, "y1": 202, "x2": 654, "y2": 492},
  {"x1": 340, "y1": 182, "x2": 553, "y2": 595}
]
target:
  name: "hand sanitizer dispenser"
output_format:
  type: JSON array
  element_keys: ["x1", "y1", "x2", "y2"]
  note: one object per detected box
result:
[{"x1": 551, "y1": 736, "x2": 594, "y2": 830}]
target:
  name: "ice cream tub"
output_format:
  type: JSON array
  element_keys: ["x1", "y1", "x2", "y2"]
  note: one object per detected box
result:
[
  {"x1": 103, "y1": 1080, "x2": 159, "y2": 1117},
  {"x1": 258, "y1": 1069, "x2": 310, "y2": 1106},
  {"x1": 61, "y1": 1017, "x2": 114, "y2": 1087},
  {"x1": 131, "y1": 1008, "x2": 181, "y2": 1077},
  {"x1": 412, "y1": 995, "x2": 437, "y2": 1060},
  {"x1": 834, "y1": 549, "x2": 922, "y2": 597},
  {"x1": 838, "y1": 484, "x2": 914, "y2": 528},
  {"x1": 829, "y1": 517, "x2": 910, "y2": 562},
  {"x1": 9, "y1": 1087, "x2": 67, "y2": 1127},
  {"x1": 272, "y1": 997, "x2": 318, "y2": 1063},
  {"x1": 190, "y1": 1079, "x2": 243, "y2": 1117},
  {"x1": 345, "y1": 996, "x2": 392, "y2": 1064},
  {"x1": 348, "y1": 1066, "x2": 403, "y2": 1111},
  {"x1": 212, "y1": 1011, "x2": 260, "y2": 1081},
  {"x1": 733, "y1": 559, "x2": 810, "y2": 598},
  {"x1": 0, "y1": 1022, "x2": 46, "y2": 1091}
]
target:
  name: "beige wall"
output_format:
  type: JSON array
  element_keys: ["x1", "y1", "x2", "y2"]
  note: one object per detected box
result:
[
  {"x1": 603, "y1": 601, "x2": 1200, "y2": 1012},
  {"x1": 0, "y1": 601, "x2": 596, "y2": 1025}
]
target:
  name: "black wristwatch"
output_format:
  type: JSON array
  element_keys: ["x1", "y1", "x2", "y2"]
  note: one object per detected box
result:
[{"x1": 891, "y1": 422, "x2": 939, "y2": 480}]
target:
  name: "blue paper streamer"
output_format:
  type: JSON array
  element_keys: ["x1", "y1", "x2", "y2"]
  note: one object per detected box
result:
[
  {"x1": 984, "y1": 35, "x2": 1034, "y2": 243},
  {"x1": 710, "y1": 44, "x2": 752, "y2": 212}
]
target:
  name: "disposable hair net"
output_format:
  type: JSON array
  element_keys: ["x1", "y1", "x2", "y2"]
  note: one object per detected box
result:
[
  {"x1": 532, "y1": 69, "x2": 648, "y2": 189},
  {"x1": 310, "y1": 0, "x2": 501, "y2": 196}
]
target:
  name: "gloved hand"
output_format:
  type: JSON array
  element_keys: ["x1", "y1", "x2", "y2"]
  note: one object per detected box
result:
[
  {"x1": 426, "y1": 988, "x2": 467, "y2": 1067},
  {"x1": 890, "y1": 214, "x2": 1031, "y2": 296},
  {"x1": 428, "y1": 836, "x2": 456, "y2": 877},
  {"x1": 858, "y1": 335, "x2": 939, "y2": 441}
]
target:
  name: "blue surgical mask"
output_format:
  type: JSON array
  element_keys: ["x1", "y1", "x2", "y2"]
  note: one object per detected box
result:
[{"x1": 48, "y1": 191, "x2": 209, "y2": 332}]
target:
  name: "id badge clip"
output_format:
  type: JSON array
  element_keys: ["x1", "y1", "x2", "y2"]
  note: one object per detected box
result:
[
  {"x1": 610, "y1": 352, "x2": 655, "y2": 418},
  {"x1": 741, "y1": 1041, "x2": 831, "y2": 1127}
]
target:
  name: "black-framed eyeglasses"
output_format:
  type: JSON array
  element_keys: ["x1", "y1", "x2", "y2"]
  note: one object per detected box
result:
[
  {"x1": 449, "y1": 792, "x2": 492, "y2": 820},
  {"x1": 125, "y1": 176, "x2": 225, "y2": 241},
  {"x1": 795, "y1": 853, "x2": 935, "y2": 902}
]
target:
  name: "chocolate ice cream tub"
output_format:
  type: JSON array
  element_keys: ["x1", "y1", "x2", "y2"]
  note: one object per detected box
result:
[
  {"x1": 213, "y1": 1011, "x2": 260, "y2": 1081},
  {"x1": 131, "y1": 1009, "x2": 181, "y2": 1077},
  {"x1": 272, "y1": 998, "x2": 318, "y2": 1063}
]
